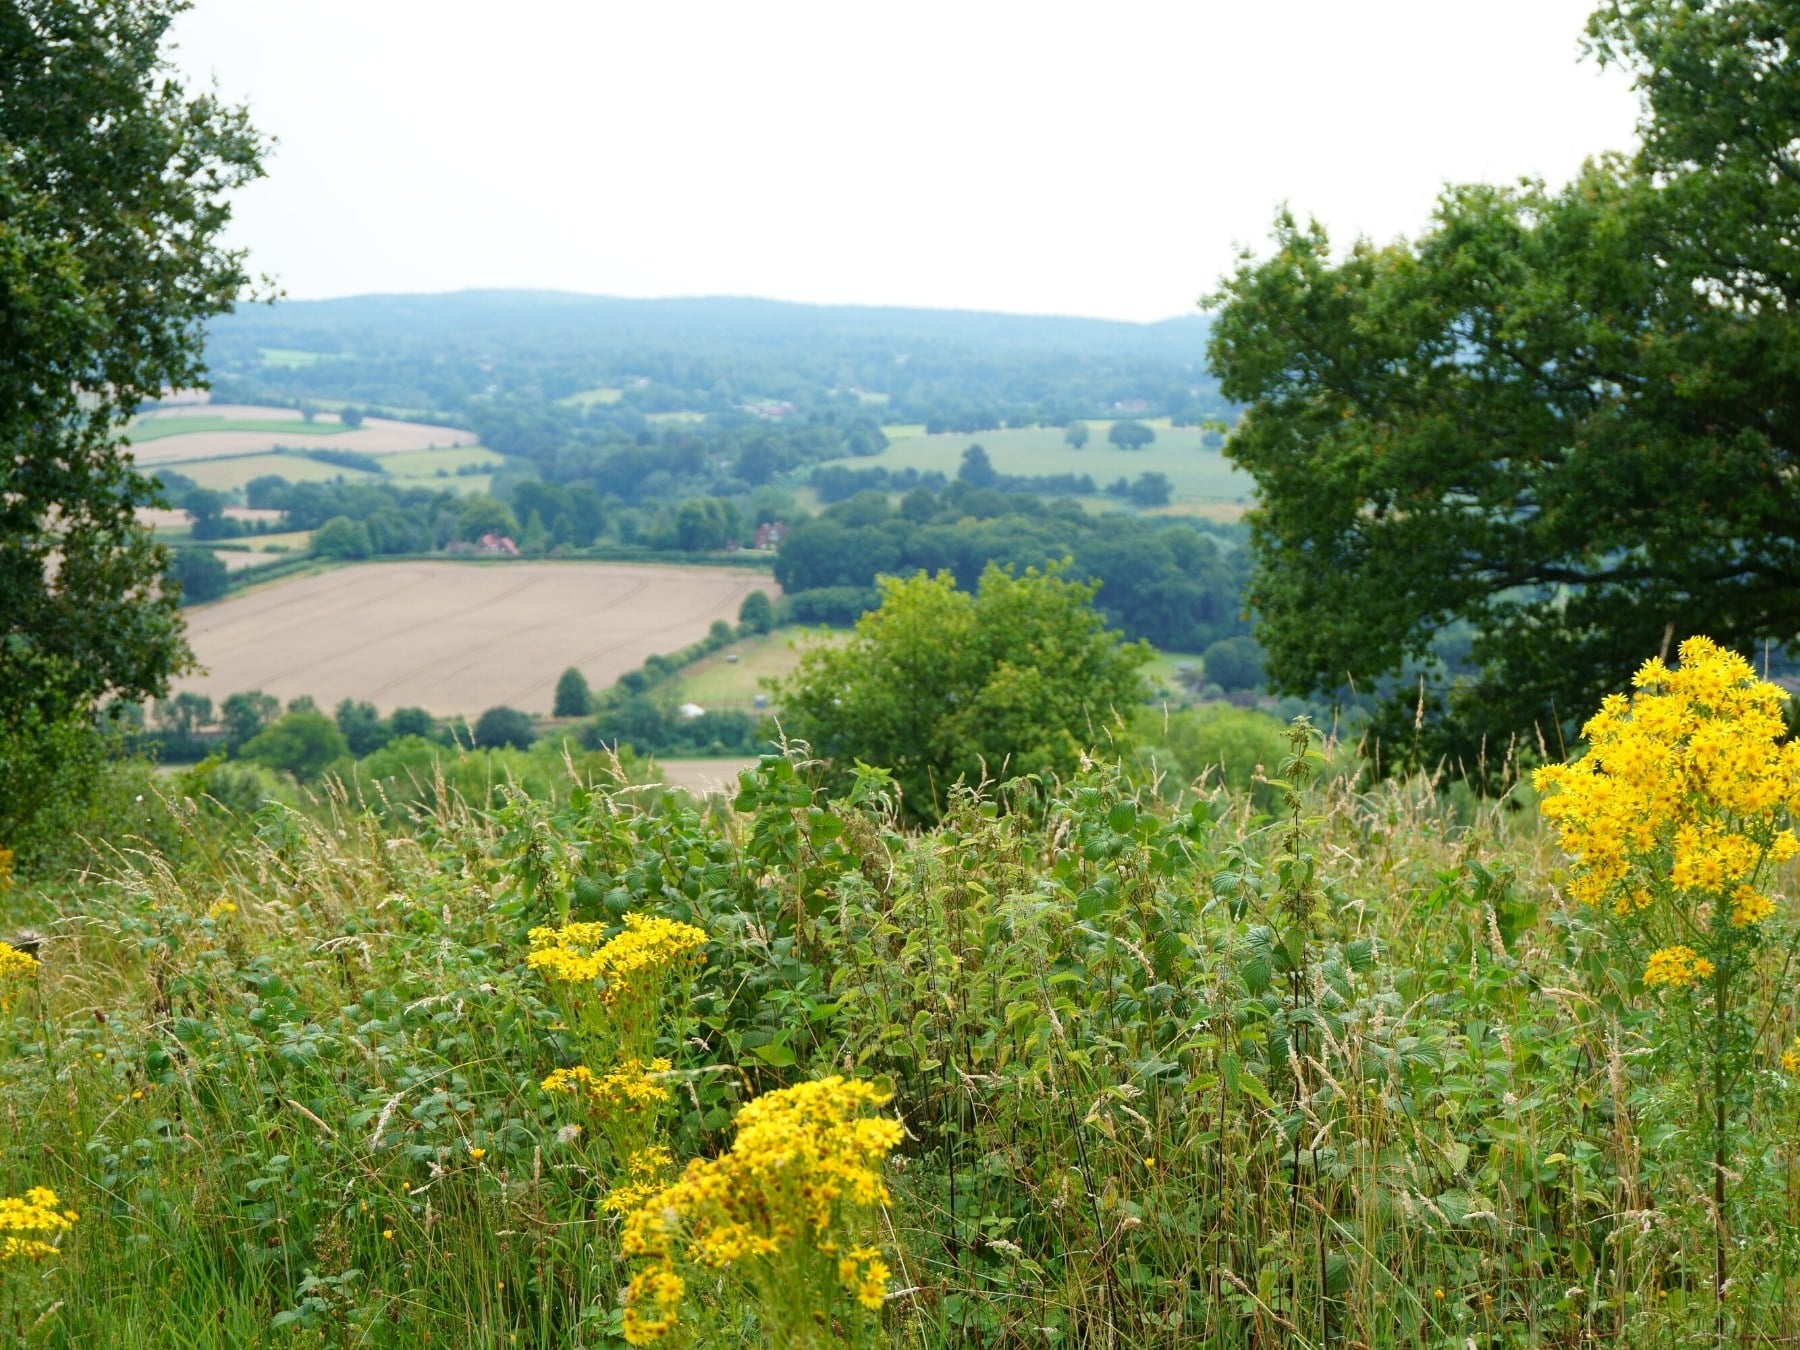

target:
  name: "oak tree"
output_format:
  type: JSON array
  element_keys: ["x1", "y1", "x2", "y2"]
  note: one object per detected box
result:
[
  {"x1": 1207, "y1": 0, "x2": 1800, "y2": 775},
  {"x1": 1, "y1": 1, "x2": 266, "y2": 854}
]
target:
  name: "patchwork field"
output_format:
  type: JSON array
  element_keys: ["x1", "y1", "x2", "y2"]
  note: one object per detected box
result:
[
  {"x1": 163, "y1": 445, "x2": 504, "y2": 495},
  {"x1": 842, "y1": 419, "x2": 1248, "y2": 506},
  {"x1": 127, "y1": 403, "x2": 477, "y2": 464},
  {"x1": 174, "y1": 561, "x2": 778, "y2": 714}
]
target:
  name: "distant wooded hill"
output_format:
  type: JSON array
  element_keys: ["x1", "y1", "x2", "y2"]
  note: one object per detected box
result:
[{"x1": 205, "y1": 291, "x2": 1226, "y2": 430}]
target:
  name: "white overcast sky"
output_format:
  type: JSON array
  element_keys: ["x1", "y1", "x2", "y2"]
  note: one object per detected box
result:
[{"x1": 169, "y1": 2, "x2": 1643, "y2": 323}]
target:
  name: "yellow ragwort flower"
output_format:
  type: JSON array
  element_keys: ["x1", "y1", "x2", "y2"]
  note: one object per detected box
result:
[
  {"x1": 1534, "y1": 637, "x2": 1798, "y2": 929},
  {"x1": 1642, "y1": 946, "x2": 1715, "y2": 990},
  {"x1": 1781, "y1": 1039, "x2": 1800, "y2": 1074},
  {"x1": 0, "y1": 941, "x2": 39, "y2": 1014},
  {"x1": 542, "y1": 1058, "x2": 673, "y2": 1115},
  {"x1": 0, "y1": 1186, "x2": 75, "y2": 1262},
  {"x1": 527, "y1": 914, "x2": 707, "y2": 1005},
  {"x1": 617, "y1": 1076, "x2": 903, "y2": 1343}
]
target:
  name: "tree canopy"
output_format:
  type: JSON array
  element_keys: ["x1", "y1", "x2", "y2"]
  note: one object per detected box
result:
[
  {"x1": 1, "y1": 1, "x2": 264, "y2": 856},
  {"x1": 777, "y1": 565, "x2": 1149, "y2": 820},
  {"x1": 1207, "y1": 0, "x2": 1800, "y2": 774}
]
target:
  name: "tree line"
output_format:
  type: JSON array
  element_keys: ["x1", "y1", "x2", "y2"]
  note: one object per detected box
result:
[{"x1": 774, "y1": 483, "x2": 1251, "y2": 652}]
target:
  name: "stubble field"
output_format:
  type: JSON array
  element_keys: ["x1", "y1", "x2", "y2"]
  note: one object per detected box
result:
[{"x1": 174, "y1": 561, "x2": 778, "y2": 714}]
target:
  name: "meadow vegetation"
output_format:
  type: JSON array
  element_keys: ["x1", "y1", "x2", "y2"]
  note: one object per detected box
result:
[{"x1": 4, "y1": 637, "x2": 1799, "y2": 1346}]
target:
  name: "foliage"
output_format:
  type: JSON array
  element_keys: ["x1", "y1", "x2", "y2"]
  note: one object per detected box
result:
[
  {"x1": 671, "y1": 497, "x2": 741, "y2": 552},
  {"x1": 457, "y1": 495, "x2": 520, "y2": 543},
  {"x1": 0, "y1": 0, "x2": 264, "y2": 859},
  {"x1": 1208, "y1": 2, "x2": 1800, "y2": 773},
  {"x1": 554, "y1": 667, "x2": 593, "y2": 718},
  {"x1": 163, "y1": 548, "x2": 231, "y2": 605},
  {"x1": 0, "y1": 0, "x2": 262, "y2": 871},
  {"x1": 1104, "y1": 471, "x2": 1172, "y2": 508},
  {"x1": 241, "y1": 710, "x2": 350, "y2": 781},
  {"x1": 777, "y1": 564, "x2": 1150, "y2": 819},
  {"x1": 776, "y1": 487, "x2": 1252, "y2": 651},
  {"x1": 310, "y1": 516, "x2": 374, "y2": 560},
  {"x1": 1130, "y1": 703, "x2": 1295, "y2": 808},
  {"x1": 474, "y1": 706, "x2": 537, "y2": 751},
  {"x1": 1107, "y1": 418, "x2": 1155, "y2": 449},
  {"x1": 738, "y1": 590, "x2": 775, "y2": 636},
  {"x1": 334, "y1": 699, "x2": 393, "y2": 757},
  {"x1": 1202, "y1": 634, "x2": 1265, "y2": 693},
  {"x1": 1064, "y1": 419, "x2": 1089, "y2": 449},
  {"x1": 957, "y1": 444, "x2": 997, "y2": 489},
  {"x1": 0, "y1": 652, "x2": 141, "y2": 874},
  {"x1": 220, "y1": 691, "x2": 281, "y2": 751}
]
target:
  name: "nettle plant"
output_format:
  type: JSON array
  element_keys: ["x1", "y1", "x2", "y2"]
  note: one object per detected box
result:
[{"x1": 1534, "y1": 637, "x2": 1800, "y2": 1324}]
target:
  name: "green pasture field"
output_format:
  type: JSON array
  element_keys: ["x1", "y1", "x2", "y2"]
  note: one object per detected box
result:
[
  {"x1": 556, "y1": 386, "x2": 623, "y2": 407},
  {"x1": 163, "y1": 454, "x2": 364, "y2": 492},
  {"x1": 671, "y1": 627, "x2": 845, "y2": 711},
  {"x1": 846, "y1": 419, "x2": 1249, "y2": 504},
  {"x1": 126, "y1": 415, "x2": 352, "y2": 443},
  {"x1": 646, "y1": 411, "x2": 706, "y2": 425}
]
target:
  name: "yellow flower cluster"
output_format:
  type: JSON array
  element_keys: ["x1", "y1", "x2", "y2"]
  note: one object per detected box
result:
[
  {"x1": 0, "y1": 940, "x2": 39, "y2": 1013},
  {"x1": 618, "y1": 1076, "x2": 904, "y2": 1344},
  {"x1": 602, "y1": 1146, "x2": 676, "y2": 1217},
  {"x1": 542, "y1": 1058, "x2": 673, "y2": 1114},
  {"x1": 0, "y1": 1187, "x2": 76, "y2": 1261},
  {"x1": 836, "y1": 1244, "x2": 894, "y2": 1313},
  {"x1": 1642, "y1": 945, "x2": 1715, "y2": 990},
  {"x1": 1781, "y1": 1039, "x2": 1800, "y2": 1074},
  {"x1": 527, "y1": 914, "x2": 707, "y2": 1004},
  {"x1": 1533, "y1": 638, "x2": 1800, "y2": 919}
]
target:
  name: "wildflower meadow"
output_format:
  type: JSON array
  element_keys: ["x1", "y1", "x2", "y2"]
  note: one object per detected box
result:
[{"x1": 1, "y1": 639, "x2": 1798, "y2": 1347}]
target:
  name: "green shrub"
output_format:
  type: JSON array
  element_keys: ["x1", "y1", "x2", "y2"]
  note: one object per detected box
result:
[{"x1": 241, "y1": 710, "x2": 350, "y2": 781}]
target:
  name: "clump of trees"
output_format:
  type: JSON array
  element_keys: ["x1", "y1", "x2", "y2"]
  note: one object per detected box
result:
[
  {"x1": 474, "y1": 706, "x2": 536, "y2": 750},
  {"x1": 1107, "y1": 420, "x2": 1155, "y2": 450},
  {"x1": 1208, "y1": 0, "x2": 1800, "y2": 774},
  {"x1": 777, "y1": 564, "x2": 1149, "y2": 820}
]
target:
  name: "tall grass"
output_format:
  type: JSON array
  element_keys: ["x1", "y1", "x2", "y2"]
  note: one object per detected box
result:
[{"x1": 0, "y1": 736, "x2": 1795, "y2": 1345}]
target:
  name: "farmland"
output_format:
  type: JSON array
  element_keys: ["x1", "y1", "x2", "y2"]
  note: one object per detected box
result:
[
  {"x1": 163, "y1": 443, "x2": 505, "y2": 495},
  {"x1": 667, "y1": 627, "x2": 843, "y2": 712},
  {"x1": 126, "y1": 402, "x2": 477, "y2": 465},
  {"x1": 828, "y1": 419, "x2": 1250, "y2": 508},
  {"x1": 174, "y1": 561, "x2": 777, "y2": 714}
]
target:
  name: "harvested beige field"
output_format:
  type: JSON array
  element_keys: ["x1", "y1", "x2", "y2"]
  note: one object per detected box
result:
[
  {"x1": 175, "y1": 561, "x2": 778, "y2": 715},
  {"x1": 129, "y1": 405, "x2": 476, "y2": 464}
]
